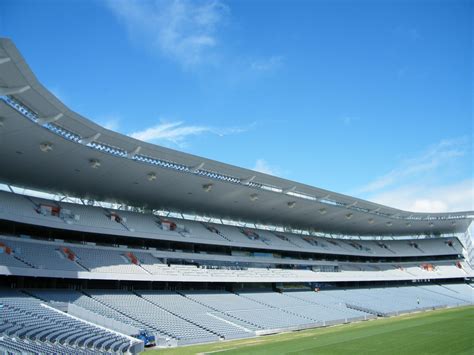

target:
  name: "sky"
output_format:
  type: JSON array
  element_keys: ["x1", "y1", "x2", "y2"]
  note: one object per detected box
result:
[{"x1": 0, "y1": 0, "x2": 472, "y2": 213}]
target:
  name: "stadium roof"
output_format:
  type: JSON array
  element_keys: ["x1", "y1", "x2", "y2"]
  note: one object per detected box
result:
[{"x1": 0, "y1": 38, "x2": 471, "y2": 236}]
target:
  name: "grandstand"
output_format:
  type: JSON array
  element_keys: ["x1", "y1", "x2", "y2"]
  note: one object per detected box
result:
[{"x1": 0, "y1": 37, "x2": 472, "y2": 354}]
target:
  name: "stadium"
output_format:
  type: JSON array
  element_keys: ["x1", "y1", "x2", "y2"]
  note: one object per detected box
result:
[{"x1": 0, "y1": 33, "x2": 472, "y2": 355}]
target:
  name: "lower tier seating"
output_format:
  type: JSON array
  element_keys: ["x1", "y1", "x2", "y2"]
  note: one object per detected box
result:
[
  {"x1": 0, "y1": 290, "x2": 139, "y2": 354},
  {"x1": 0, "y1": 284, "x2": 472, "y2": 351}
]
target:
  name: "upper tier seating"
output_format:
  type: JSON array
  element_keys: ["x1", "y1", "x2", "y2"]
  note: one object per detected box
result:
[{"x1": 0, "y1": 190, "x2": 464, "y2": 258}]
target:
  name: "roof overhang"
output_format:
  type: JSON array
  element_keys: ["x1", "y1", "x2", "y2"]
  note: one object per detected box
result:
[{"x1": 0, "y1": 38, "x2": 472, "y2": 236}]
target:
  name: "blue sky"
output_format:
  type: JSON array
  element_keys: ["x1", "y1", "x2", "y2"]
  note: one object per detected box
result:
[{"x1": 1, "y1": 0, "x2": 472, "y2": 212}]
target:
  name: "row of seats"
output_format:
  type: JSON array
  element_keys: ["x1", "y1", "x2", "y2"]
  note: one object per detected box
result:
[
  {"x1": 30, "y1": 289, "x2": 231, "y2": 346},
  {"x1": 1, "y1": 236, "x2": 471, "y2": 281},
  {"x1": 85, "y1": 290, "x2": 220, "y2": 345},
  {"x1": 137, "y1": 291, "x2": 252, "y2": 340},
  {"x1": 0, "y1": 190, "x2": 464, "y2": 258},
  {"x1": 1, "y1": 284, "x2": 471, "y2": 350},
  {"x1": 0, "y1": 333, "x2": 97, "y2": 355},
  {"x1": 238, "y1": 290, "x2": 369, "y2": 325},
  {"x1": 182, "y1": 289, "x2": 368, "y2": 330},
  {"x1": 318, "y1": 284, "x2": 473, "y2": 316},
  {"x1": 0, "y1": 290, "x2": 138, "y2": 354}
]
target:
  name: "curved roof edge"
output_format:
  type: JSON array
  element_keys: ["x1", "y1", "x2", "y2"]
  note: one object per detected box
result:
[{"x1": 0, "y1": 37, "x2": 472, "y2": 236}]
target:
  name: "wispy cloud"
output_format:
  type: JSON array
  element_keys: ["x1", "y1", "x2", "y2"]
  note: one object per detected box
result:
[
  {"x1": 103, "y1": 119, "x2": 120, "y2": 131},
  {"x1": 358, "y1": 138, "x2": 468, "y2": 194},
  {"x1": 250, "y1": 56, "x2": 284, "y2": 72},
  {"x1": 107, "y1": 0, "x2": 228, "y2": 68},
  {"x1": 94, "y1": 114, "x2": 121, "y2": 131},
  {"x1": 252, "y1": 159, "x2": 279, "y2": 176},
  {"x1": 356, "y1": 137, "x2": 472, "y2": 213},
  {"x1": 368, "y1": 179, "x2": 473, "y2": 213},
  {"x1": 129, "y1": 120, "x2": 247, "y2": 146}
]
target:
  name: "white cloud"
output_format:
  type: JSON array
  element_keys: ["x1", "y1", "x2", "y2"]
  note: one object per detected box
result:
[
  {"x1": 250, "y1": 56, "x2": 284, "y2": 72},
  {"x1": 129, "y1": 120, "x2": 246, "y2": 146},
  {"x1": 130, "y1": 121, "x2": 207, "y2": 143},
  {"x1": 94, "y1": 114, "x2": 121, "y2": 131},
  {"x1": 368, "y1": 180, "x2": 474, "y2": 213},
  {"x1": 355, "y1": 137, "x2": 472, "y2": 213},
  {"x1": 252, "y1": 159, "x2": 278, "y2": 175},
  {"x1": 103, "y1": 119, "x2": 120, "y2": 131},
  {"x1": 358, "y1": 137, "x2": 468, "y2": 194},
  {"x1": 107, "y1": 0, "x2": 228, "y2": 68}
]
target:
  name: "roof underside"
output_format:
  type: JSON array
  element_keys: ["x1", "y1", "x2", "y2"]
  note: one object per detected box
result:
[{"x1": 0, "y1": 38, "x2": 471, "y2": 236}]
